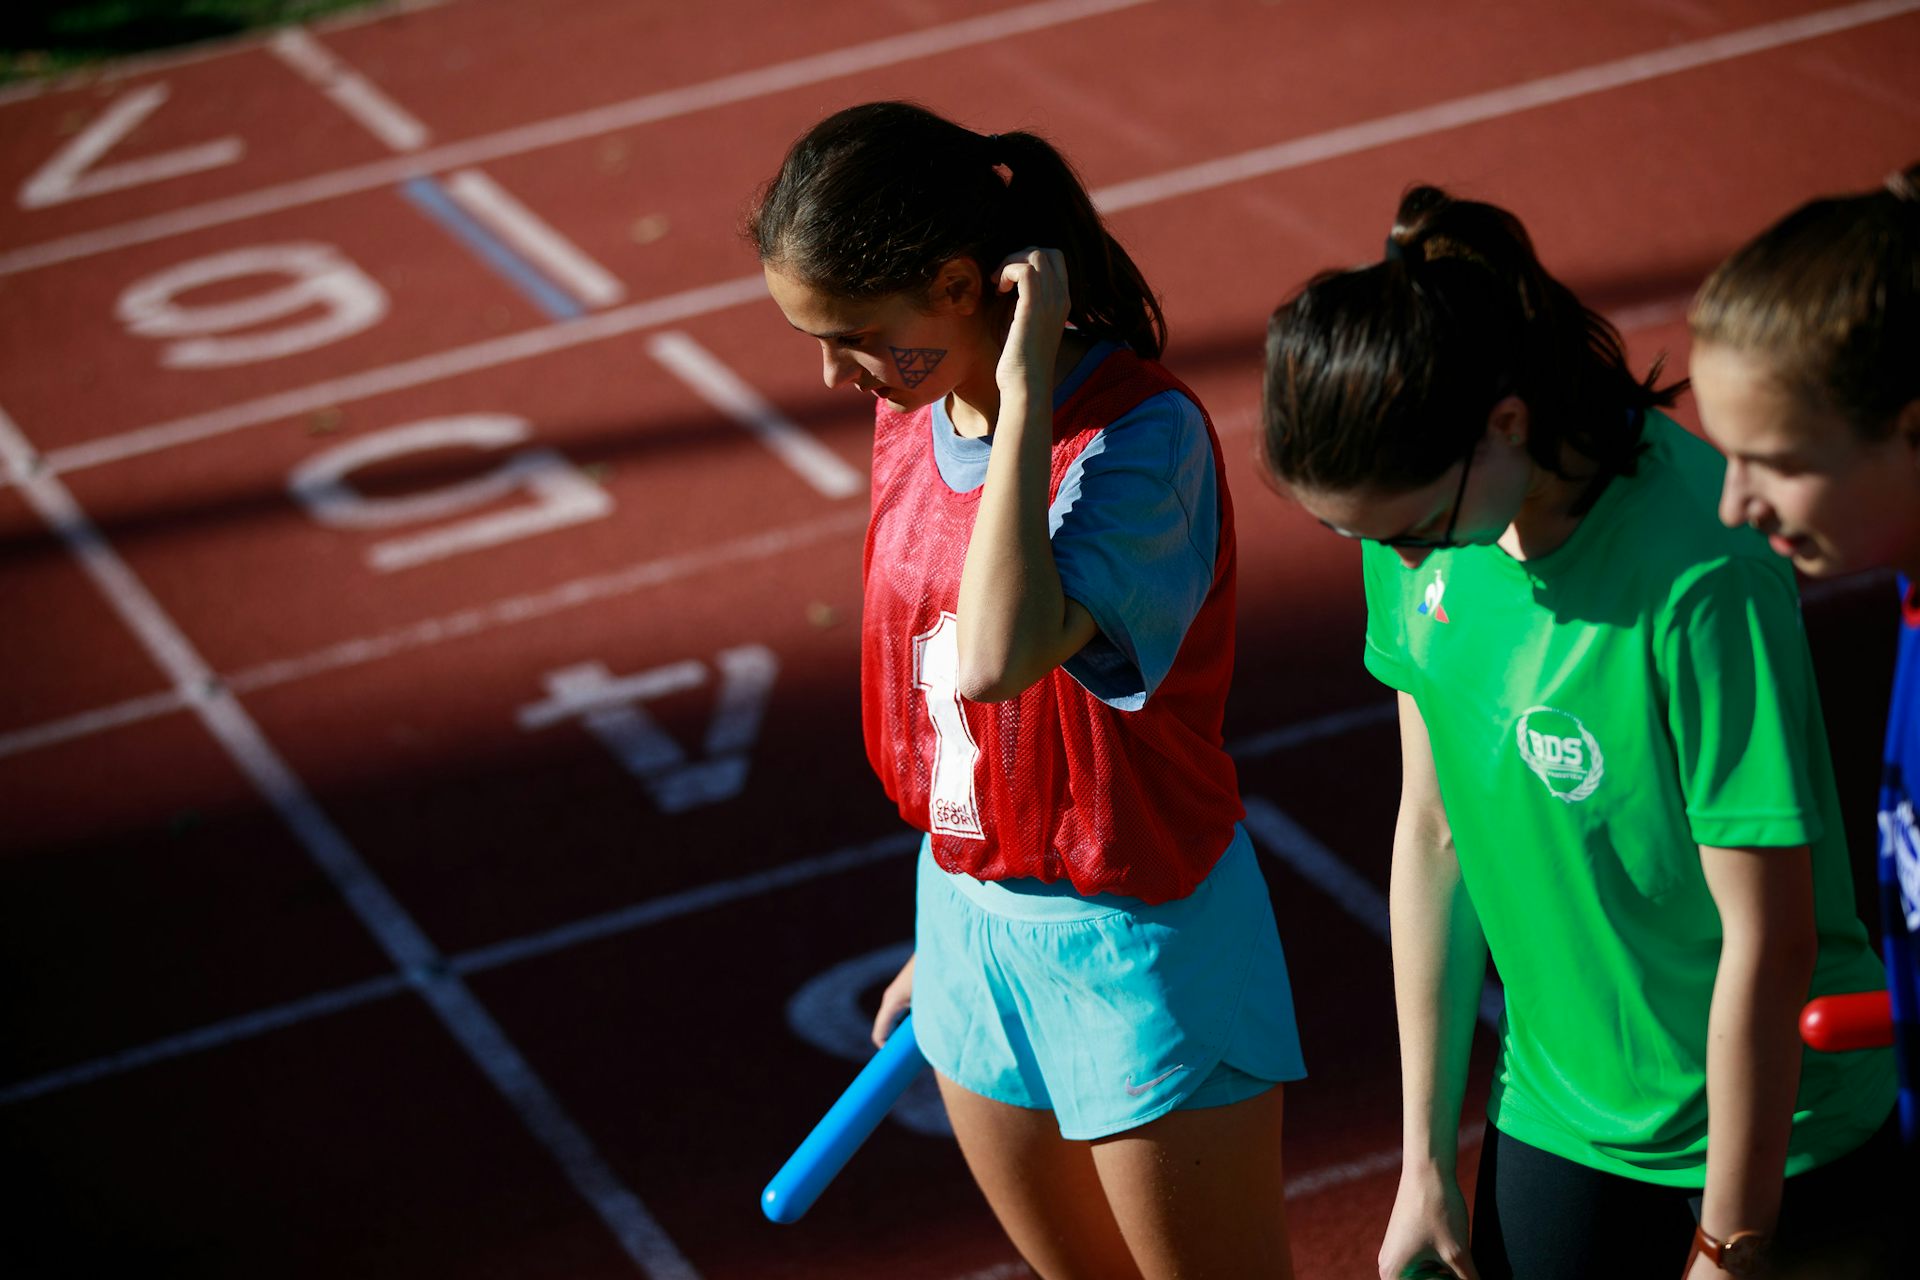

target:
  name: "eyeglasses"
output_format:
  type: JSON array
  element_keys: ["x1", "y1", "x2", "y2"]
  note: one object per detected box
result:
[{"x1": 1320, "y1": 442, "x2": 1477, "y2": 549}]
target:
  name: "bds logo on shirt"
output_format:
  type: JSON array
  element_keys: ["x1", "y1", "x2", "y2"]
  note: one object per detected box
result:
[{"x1": 1515, "y1": 706, "x2": 1605, "y2": 803}]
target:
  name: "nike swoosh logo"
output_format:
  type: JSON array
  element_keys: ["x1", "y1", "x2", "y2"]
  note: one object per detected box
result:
[{"x1": 1123, "y1": 1065, "x2": 1188, "y2": 1096}]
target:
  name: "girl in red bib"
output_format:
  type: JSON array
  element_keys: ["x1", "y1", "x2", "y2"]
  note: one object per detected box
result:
[{"x1": 750, "y1": 102, "x2": 1303, "y2": 1278}]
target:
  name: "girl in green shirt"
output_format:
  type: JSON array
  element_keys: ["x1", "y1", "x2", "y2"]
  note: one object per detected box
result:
[{"x1": 1258, "y1": 185, "x2": 1899, "y2": 1279}]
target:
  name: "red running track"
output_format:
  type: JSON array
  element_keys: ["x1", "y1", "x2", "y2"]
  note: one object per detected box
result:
[{"x1": 0, "y1": 1, "x2": 1915, "y2": 1275}]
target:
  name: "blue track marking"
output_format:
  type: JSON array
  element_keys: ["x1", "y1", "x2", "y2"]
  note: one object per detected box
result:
[{"x1": 400, "y1": 176, "x2": 585, "y2": 320}]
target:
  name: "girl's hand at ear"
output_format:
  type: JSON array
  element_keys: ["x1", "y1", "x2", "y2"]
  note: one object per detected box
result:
[
  {"x1": 955, "y1": 245, "x2": 1095, "y2": 703},
  {"x1": 994, "y1": 247, "x2": 1070, "y2": 399}
]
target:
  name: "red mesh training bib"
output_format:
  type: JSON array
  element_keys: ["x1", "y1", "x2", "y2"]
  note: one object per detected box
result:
[{"x1": 859, "y1": 348, "x2": 1242, "y2": 903}]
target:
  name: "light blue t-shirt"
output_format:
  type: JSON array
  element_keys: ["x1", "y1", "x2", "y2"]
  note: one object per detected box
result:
[{"x1": 927, "y1": 342, "x2": 1218, "y2": 710}]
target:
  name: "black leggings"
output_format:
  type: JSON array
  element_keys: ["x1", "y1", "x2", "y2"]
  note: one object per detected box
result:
[{"x1": 1471, "y1": 1112, "x2": 1910, "y2": 1280}]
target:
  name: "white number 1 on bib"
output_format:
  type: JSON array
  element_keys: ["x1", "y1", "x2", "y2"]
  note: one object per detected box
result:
[{"x1": 913, "y1": 612, "x2": 985, "y2": 839}]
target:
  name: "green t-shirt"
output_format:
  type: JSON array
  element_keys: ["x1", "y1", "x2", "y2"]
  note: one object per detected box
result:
[{"x1": 1362, "y1": 412, "x2": 1894, "y2": 1184}]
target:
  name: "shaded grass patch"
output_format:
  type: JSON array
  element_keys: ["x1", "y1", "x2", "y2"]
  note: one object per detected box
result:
[{"x1": 2, "y1": 1, "x2": 385, "y2": 83}]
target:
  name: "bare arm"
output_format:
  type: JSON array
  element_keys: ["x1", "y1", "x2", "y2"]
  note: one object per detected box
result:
[
  {"x1": 1685, "y1": 842, "x2": 1817, "y2": 1276},
  {"x1": 954, "y1": 247, "x2": 1099, "y2": 703},
  {"x1": 1379, "y1": 691, "x2": 1487, "y2": 1280}
]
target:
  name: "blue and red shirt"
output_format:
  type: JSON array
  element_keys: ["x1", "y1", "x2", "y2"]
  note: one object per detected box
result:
[{"x1": 860, "y1": 343, "x2": 1242, "y2": 904}]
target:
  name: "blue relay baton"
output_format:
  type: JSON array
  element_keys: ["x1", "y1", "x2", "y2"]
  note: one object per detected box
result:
[{"x1": 762, "y1": 1013, "x2": 928, "y2": 1223}]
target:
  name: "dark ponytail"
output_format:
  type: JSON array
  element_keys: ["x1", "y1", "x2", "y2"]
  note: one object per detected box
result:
[
  {"x1": 748, "y1": 101, "x2": 1166, "y2": 359},
  {"x1": 1262, "y1": 185, "x2": 1680, "y2": 500},
  {"x1": 1690, "y1": 161, "x2": 1920, "y2": 439}
]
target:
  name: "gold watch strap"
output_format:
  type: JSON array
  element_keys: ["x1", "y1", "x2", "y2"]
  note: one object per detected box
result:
[{"x1": 1691, "y1": 1225, "x2": 1769, "y2": 1274}]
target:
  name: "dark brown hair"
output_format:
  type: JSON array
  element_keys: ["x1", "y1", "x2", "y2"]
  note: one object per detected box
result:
[
  {"x1": 1690, "y1": 162, "x2": 1920, "y2": 440},
  {"x1": 748, "y1": 101, "x2": 1166, "y2": 359},
  {"x1": 1262, "y1": 185, "x2": 1680, "y2": 501}
]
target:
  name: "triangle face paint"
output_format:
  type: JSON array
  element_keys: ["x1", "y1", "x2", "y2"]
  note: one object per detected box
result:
[{"x1": 890, "y1": 346, "x2": 947, "y2": 389}]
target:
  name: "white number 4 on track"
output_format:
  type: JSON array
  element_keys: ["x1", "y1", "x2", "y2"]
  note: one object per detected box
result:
[{"x1": 515, "y1": 646, "x2": 778, "y2": 813}]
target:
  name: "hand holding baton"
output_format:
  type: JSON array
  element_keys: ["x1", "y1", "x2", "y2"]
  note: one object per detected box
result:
[{"x1": 761, "y1": 1012, "x2": 929, "y2": 1223}]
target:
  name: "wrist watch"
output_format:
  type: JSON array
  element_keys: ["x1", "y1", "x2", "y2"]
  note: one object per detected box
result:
[{"x1": 1690, "y1": 1225, "x2": 1770, "y2": 1276}]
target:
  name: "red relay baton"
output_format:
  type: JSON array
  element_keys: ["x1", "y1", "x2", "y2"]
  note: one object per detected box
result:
[{"x1": 1799, "y1": 990, "x2": 1894, "y2": 1053}]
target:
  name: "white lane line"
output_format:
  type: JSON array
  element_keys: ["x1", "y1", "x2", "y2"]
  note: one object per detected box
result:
[
  {"x1": 444, "y1": 169, "x2": 626, "y2": 307},
  {"x1": 24, "y1": 263, "x2": 1562, "y2": 482},
  {"x1": 647, "y1": 331, "x2": 864, "y2": 500},
  {"x1": 267, "y1": 28, "x2": 430, "y2": 152},
  {"x1": 0, "y1": 539, "x2": 1878, "y2": 766},
  {"x1": 0, "y1": 0, "x2": 1153, "y2": 276},
  {"x1": 0, "y1": 494, "x2": 1884, "y2": 767},
  {"x1": 1282, "y1": 1143, "x2": 1404, "y2": 1199},
  {"x1": 0, "y1": 282, "x2": 1819, "y2": 745},
  {"x1": 0, "y1": 507, "x2": 866, "y2": 762},
  {"x1": 18, "y1": 0, "x2": 1886, "y2": 274},
  {"x1": 222, "y1": 508, "x2": 868, "y2": 693},
  {"x1": 39, "y1": 273, "x2": 770, "y2": 477},
  {"x1": 0, "y1": 831, "x2": 916, "y2": 1107},
  {"x1": 0, "y1": 688, "x2": 189, "y2": 760},
  {"x1": 18, "y1": 3, "x2": 1853, "y2": 489},
  {"x1": 1242, "y1": 795, "x2": 1504, "y2": 1030},
  {"x1": 1243, "y1": 796, "x2": 1392, "y2": 939},
  {"x1": 9, "y1": 0, "x2": 1902, "y2": 261},
  {"x1": 1091, "y1": 0, "x2": 1920, "y2": 212},
  {"x1": 2, "y1": 810, "x2": 1477, "y2": 1227},
  {"x1": 0, "y1": 973, "x2": 409, "y2": 1107},
  {"x1": 0, "y1": 2, "x2": 458, "y2": 108},
  {"x1": 0, "y1": 403, "x2": 699, "y2": 1278},
  {"x1": 1230, "y1": 701, "x2": 1397, "y2": 760},
  {"x1": 1284, "y1": 1122, "x2": 1486, "y2": 1199},
  {"x1": 450, "y1": 832, "x2": 919, "y2": 976}
]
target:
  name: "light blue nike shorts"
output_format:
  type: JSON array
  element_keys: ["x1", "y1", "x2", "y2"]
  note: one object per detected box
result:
[{"x1": 912, "y1": 823, "x2": 1306, "y2": 1140}]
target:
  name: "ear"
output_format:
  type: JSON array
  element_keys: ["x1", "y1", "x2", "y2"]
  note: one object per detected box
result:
[
  {"x1": 1486, "y1": 393, "x2": 1530, "y2": 448},
  {"x1": 926, "y1": 257, "x2": 984, "y2": 315}
]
